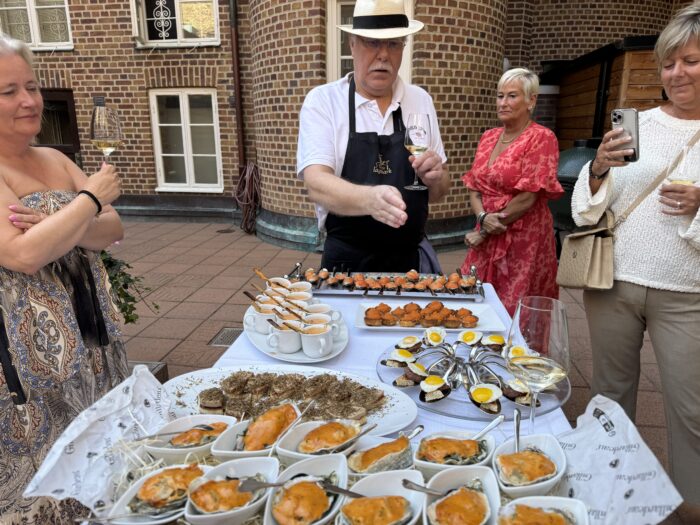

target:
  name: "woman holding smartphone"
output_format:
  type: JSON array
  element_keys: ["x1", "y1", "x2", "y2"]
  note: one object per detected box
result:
[{"x1": 572, "y1": 4, "x2": 700, "y2": 522}]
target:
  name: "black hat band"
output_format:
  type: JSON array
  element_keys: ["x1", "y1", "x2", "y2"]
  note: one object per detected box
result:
[{"x1": 353, "y1": 14, "x2": 409, "y2": 30}]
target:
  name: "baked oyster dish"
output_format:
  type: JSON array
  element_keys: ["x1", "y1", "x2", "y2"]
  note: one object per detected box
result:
[
  {"x1": 416, "y1": 436, "x2": 488, "y2": 465},
  {"x1": 271, "y1": 475, "x2": 337, "y2": 525},
  {"x1": 238, "y1": 402, "x2": 299, "y2": 451},
  {"x1": 495, "y1": 448, "x2": 557, "y2": 486},
  {"x1": 297, "y1": 420, "x2": 362, "y2": 455},
  {"x1": 188, "y1": 473, "x2": 266, "y2": 514},
  {"x1": 498, "y1": 503, "x2": 575, "y2": 525},
  {"x1": 347, "y1": 435, "x2": 412, "y2": 474},
  {"x1": 168, "y1": 422, "x2": 228, "y2": 448},
  {"x1": 129, "y1": 464, "x2": 203, "y2": 513},
  {"x1": 340, "y1": 495, "x2": 412, "y2": 525},
  {"x1": 427, "y1": 479, "x2": 490, "y2": 525}
]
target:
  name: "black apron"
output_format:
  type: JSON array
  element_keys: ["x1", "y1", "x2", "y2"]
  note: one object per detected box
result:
[{"x1": 322, "y1": 76, "x2": 428, "y2": 272}]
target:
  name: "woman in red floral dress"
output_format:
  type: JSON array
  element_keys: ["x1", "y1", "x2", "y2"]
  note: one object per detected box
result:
[{"x1": 461, "y1": 68, "x2": 563, "y2": 315}]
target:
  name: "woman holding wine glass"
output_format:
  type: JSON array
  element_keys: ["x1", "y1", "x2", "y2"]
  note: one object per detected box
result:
[
  {"x1": 0, "y1": 34, "x2": 127, "y2": 524},
  {"x1": 571, "y1": 4, "x2": 700, "y2": 521}
]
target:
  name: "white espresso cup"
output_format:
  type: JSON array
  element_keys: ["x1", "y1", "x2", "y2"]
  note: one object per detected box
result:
[
  {"x1": 301, "y1": 324, "x2": 334, "y2": 358},
  {"x1": 289, "y1": 281, "x2": 312, "y2": 293},
  {"x1": 303, "y1": 313, "x2": 340, "y2": 339},
  {"x1": 243, "y1": 304, "x2": 277, "y2": 334},
  {"x1": 286, "y1": 291, "x2": 313, "y2": 303},
  {"x1": 267, "y1": 321, "x2": 303, "y2": 354},
  {"x1": 305, "y1": 303, "x2": 342, "y2": 322},
  {"x1": 274, "y1": 307, "x2": 304, "y2": 325}
]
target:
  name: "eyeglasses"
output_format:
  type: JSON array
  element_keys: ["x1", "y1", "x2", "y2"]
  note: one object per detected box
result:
[{"x1": 357, "y1": 37, "x2": 406, "y2": 52}]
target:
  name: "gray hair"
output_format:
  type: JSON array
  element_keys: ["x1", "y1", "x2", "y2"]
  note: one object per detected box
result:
[
  {"x1": 0, "y1": 33, "x2": 33, "y2": 66},
  {"x1": 497, "y1": 67, "x2": 539, "y2": 99},
  {"x1": 655, "y1": 2, "x2": 700, "y2": 66}
]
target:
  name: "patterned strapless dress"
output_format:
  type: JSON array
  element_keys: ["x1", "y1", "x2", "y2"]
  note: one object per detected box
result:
[{"x1": 0, "y1": 191, "x2": 128, "y2": 524}]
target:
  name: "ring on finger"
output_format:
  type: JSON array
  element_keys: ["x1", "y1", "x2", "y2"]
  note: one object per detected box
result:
[{"x1": 677, "y1": 201, "x2": 681, "y2": 209}]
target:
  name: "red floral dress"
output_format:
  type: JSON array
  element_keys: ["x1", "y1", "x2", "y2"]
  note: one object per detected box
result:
[{"x1": 461, "y1": 123, "x2": 563, "y2": 315}]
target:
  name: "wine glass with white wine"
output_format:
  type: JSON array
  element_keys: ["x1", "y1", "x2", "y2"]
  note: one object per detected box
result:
[
  {"x1": 404, "y1": 113, "x2": 430, "y2": 191},
  {"x1": 505, "y1": 296, "x2": 570, "y2": 434},
  {"x1": 90, "y1": 97, "x2": 124, "y2": 163},
  {"x1": 666, "y1": 143, "x2": 699, "y2": 186}
]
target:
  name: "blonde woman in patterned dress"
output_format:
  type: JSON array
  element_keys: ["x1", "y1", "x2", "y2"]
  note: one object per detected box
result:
[{"x1": 0, "y1": 35, "x2": 128, "y2": 524}]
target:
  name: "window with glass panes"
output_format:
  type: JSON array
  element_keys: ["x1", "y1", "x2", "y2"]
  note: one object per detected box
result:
[
  {"x1": 0, "y1": 0, "x2": 71, "y2": 49},
  {"x1": 150, "y1": 90, "x2": 222, "y2": 192},
  {"x1": 131, "y1": 0, "x2": 218, "y2": 47}
]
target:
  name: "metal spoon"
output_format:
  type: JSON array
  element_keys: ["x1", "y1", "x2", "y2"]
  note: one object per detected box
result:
[
  {"x1": 74, "y1": 508, "x2": 181, "y2": 523},
  {"x1": 514, "y1": 408, "x2": 521, "y2": 453},
  {"x1": 401, "y1": 478, "x2": 445, "y2": 497},
  {"x1": 400, "y1": 425, "x2": 424, "y2": 440},
  {"x1": 325, "y1": 423, "x2": 378, "y2": 454},
  {"x1": 472, "y1": 414, "x2": 505, "y2": 440},
  {"x1": 131, "y1": 424, "x2": 215, "y2": 444}
]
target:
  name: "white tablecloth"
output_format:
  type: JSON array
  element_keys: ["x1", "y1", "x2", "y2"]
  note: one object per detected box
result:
[{"x1": 215, "y1": 284, "x2": 572, "y2": 444}]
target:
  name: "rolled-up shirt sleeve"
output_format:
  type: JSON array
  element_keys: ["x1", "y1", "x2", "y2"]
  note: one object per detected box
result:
[
  {"x1": 297, "y1": 88, "x2": 337, "y2": 179},
  {"x1": 571, "y1": 161, "x2": 614, "y2": 226},
  {"x1": 678, "y1": 195, "x2": 700, "y2": 251}
]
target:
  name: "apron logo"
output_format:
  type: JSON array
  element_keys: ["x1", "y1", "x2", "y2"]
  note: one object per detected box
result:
[{"x1": 373, "y1": 154, "x2": 392, "y2": 175}]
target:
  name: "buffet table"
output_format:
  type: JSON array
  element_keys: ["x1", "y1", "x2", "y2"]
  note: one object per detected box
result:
[{"x1": 215, "y1": 284, "x2": 572, "y2": 443}]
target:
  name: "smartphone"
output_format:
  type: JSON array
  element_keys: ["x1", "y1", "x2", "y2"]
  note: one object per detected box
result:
[{"x1": 610, "y1": 108, "x2": 639, "y2": 162}]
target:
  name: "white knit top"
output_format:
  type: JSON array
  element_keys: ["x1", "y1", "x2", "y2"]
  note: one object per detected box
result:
[{"x1": 572, "y1": 107, "x2": 700, "y2": 293}]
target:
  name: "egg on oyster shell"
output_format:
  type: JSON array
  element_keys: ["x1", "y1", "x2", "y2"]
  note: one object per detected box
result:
[
  {"x1": 188, "y1": 473, "x2": 266, "y2": 514},
  {"x1": 423, "y1": 327, "x2": 447, "y2": 346},
  {"x1": 341, "y1": 495, "x2": 412, "y2": 525},
  {"x1": 495, "y1": 448, "x2": 558, "y2": 487},
  {"x1": 271, "y1": 475, "x2": 336, "y2": 525},
  {"x1": 347, "y1": 435, "x2": 412, "y2": 474},
  {"x1": 426, "y1": 479, "x2": 490, "y2": 525},
  {"x1": 456, "y1": 330, "x2": 483, "y2": 345},
  {"x1": 297, "y1": 420, "x2": 362, "y2": 455}
]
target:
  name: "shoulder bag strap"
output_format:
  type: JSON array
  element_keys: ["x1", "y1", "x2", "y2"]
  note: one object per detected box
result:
[{"x1": 614, "y1": 128, "x2": 700, "y2": 228}]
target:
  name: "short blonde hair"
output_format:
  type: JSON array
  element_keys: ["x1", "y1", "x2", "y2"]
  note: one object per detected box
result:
[
  {"x1": 497, "y1": 67, "x2": 539, "y2": 99},
  {"x1": 655, "y1": 2, "x2": 700, "y2": 66},
  {"x1": 0, "y1": 33, "x2": 33, "y2": 66}
]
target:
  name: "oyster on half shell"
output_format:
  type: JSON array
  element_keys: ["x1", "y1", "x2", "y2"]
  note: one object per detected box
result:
[
  {"x1": 236, "y1": 402, "x2": 300, "y2": 452},
  {"x1": 129, "y1": 464, "x2": 203, "y2": 514},
  {"x1": 341, "y1": 495, "x2": 412, "y2": 525},
  {"x1": 427, "y1": 479, "x2": 490, "y2": 525},
  {"x1": 498, "y1": 503, "x2": 575, "y2": 525},
  {"x1": 168, "y1": 422, "x2": 228, "y2": 449},
  {"x1": 188, "y1": 473, "x2": 266, "y2": 514},
  {"x1": 494, "y1": 447, "x2": 557, "y2": 487},
  {"x1": 347, "y1": 435, "x2": 412, "y2": 474},
  {"x1": 417, "y1": 435, "x2": 488, "y2": 465},
  {"x1": 271, "y1": 474, "x2": 337, "y2": 525},
  {"x1": 297, "y1": 420, "x2": 362, "y2": 455}
]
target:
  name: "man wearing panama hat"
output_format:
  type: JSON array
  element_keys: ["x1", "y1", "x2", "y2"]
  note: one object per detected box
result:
[{"x1": 297, "y1": 0, "x2": 449, "y2": 272}]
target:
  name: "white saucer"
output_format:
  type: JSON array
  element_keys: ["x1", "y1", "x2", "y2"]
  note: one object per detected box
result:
[{"x1": 243, "y1": 306, "x2": 349, "y2": 363}]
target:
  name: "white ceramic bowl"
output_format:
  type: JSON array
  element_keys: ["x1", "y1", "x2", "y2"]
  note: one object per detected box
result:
[
  {"x1": 263, "y1": 454, "x2": 348, "y2": 525},
  {"x1": 497, "y1": 496, "x2": 589, "y2": 525},
  {"x1": 211, "y1": 420, "x2": 272, "y2": 460},
  {"x1": 109, "y1": 463, "x2": 210, "y2": 525},
  {"x1": 413, "y1": 431, "x2": 496, "y2": 481},
  {"x1": 341, "y1": 470, "x2": 425, "y2": 525},
  {"x1": 492, "y1": 433, "x2": 567, "y2": 498},
  {"x1": 289, "y1": 281, "x2": 313, "y2": 293},
  {"x1": 276, "y1": 421, "x2": 360, "y2": 467},
  {"x1": 347, "y1": 435, "x2": 414, "y2": 480},
  {"x1": 423, "y1": 466, "x2": 500, "y2": 525},
  {"x1": 184, "y1": 457, "x2": 280, "y2": 525},
  {"x1": 144, "y1": 415, "x2": 238, "y2": 464}
]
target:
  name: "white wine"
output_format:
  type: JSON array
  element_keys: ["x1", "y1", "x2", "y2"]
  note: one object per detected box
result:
[
  {"x1": 509, "y1": 356, "x2": 567, "y2": 392},
  {"x1": 405, "y1": 144, "x2": 428, "y2": 157},
  {"x1": 667, "y1": 179, "x2": 695, "y2": 186},
  {"x1": 91, "y1": 139, "x2": 123, "y2": 157}
]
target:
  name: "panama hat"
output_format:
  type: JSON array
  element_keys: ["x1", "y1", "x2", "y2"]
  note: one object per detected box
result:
[{"x1": 339, "y1": 0, "x2": 424, "y2": 39}]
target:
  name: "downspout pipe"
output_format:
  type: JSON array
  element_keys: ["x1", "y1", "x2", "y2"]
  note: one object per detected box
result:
[{"x1": 228, "y1": 0, "x2": 246, "y2": 173}]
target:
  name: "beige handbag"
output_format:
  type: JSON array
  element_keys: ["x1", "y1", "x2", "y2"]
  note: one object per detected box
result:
[{"x1": 556, "y1": 129, "x2": 700, "y2": 290}]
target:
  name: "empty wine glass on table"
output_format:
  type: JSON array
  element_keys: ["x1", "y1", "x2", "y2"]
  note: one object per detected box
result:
[
  {"x1": 90, "y1": 96, "x2": 124, "y2": 163},
  {"x1": 404, "y1": 113, "x2": 430, "y2": 191},
  {"x1": 505, "y1": 296, "x2": 570, "y2": 434}
]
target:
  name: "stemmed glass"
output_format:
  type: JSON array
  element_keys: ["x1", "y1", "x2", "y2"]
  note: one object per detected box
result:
[
  {"x1": 90, "y1": 98, "x2": 124, "y2": 163},
  {"x1": 505, "y1": 296, "x2": 570, "y2": 434},
  {"x1": 404, "y1": 113, "x2": 430, "y2": 191},
  {"x1": 666, "y1": 143, "x2": 699, "y2": 186}
]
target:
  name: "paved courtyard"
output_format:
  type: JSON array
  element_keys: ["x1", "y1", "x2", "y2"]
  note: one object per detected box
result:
[{"x1": 111, "y1": 217, "x2": 679, "y2": 521}]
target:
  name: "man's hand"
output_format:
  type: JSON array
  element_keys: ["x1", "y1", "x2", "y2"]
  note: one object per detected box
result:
[
  {"x1": 410, "y1": 150, "x2": 444, "y2": 187},
  {"x1": 365, "y1": 185, "x2": 407, "y2": 228}
]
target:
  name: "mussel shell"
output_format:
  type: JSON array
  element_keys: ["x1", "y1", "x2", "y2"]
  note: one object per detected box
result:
[
  {"x1": 297, "y1": 419, "x2": 363, "y2": 455},
  {"x1": 188, "y1": 473, "x2": 266, "y2": 514},
  {"x1": 347, "y1": 436, "x2": 412, "y2": 474},
  {"x1": 340, "y1": 496, "x2": 412, "y2": 525},
  {"x1": 426, "y1": 479, "x2": 489, "y2": 525},
  {"x1": 494, "y1": 447, "x2": 558, "y2": 487},
  {"x1": 416, "y1": 435, "x2": 488, "y2": 466}
]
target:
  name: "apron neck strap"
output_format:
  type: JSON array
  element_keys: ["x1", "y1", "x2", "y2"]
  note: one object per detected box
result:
[{"x1": 348, "y1": 74, "x2": 403, "y2": 134}]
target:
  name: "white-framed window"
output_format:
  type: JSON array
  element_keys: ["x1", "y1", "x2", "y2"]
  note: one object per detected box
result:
[
  {"x1": 326, "y1": 0, "x2": 413, "y2": 82},
  {"x1": 149, "y1": 89, "x2": 223, "y2": 193},
  {"x1": 0, "y1": 0, "x2": 72, "y2": 51},
  {"x1": 130, "y1": 0, "x2": 219, "y2": 48}
]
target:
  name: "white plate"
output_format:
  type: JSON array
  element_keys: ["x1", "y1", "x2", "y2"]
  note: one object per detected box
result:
[
  {"x1": 163, "y1": 365, "x2": 417, "y2": 436},
  {"x1": 243, "y1": 306, "x2": 349, "y2": 363},
  {"x1": 354, "y1": 300, "x2": 505, "y2": 332}
]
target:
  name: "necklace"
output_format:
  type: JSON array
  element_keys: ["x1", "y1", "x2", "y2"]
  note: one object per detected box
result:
[{"x1": 500, "y1": 121, "x2": 531, "y2": 144}]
